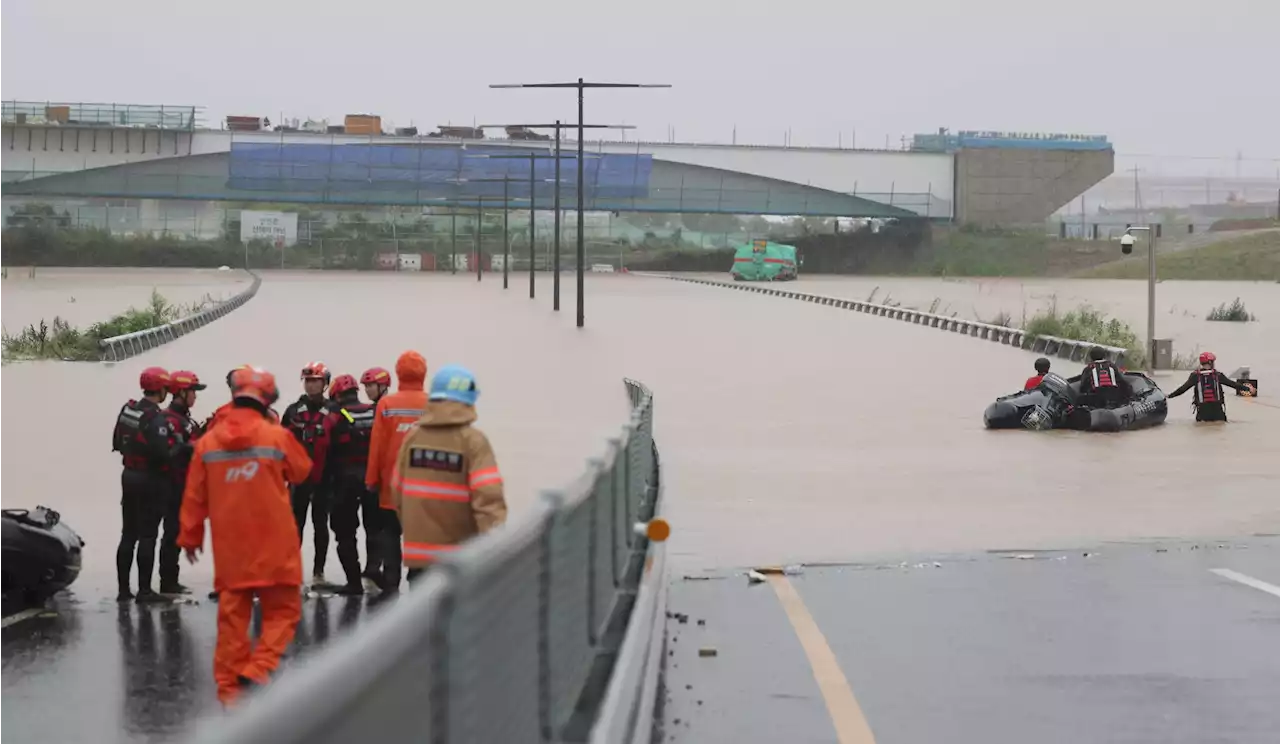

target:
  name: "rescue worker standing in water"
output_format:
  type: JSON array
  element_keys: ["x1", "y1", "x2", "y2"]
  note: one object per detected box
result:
[
  {"x1": 158, "y1": 370, "x2": 207, "y2": 595},
  {"x1": 113, "y1": 366, "x2": 188, "y2": 603},
  {"x1": 1168, "y1": 352, "x2": 1256, "y2": 422},
  {"x1": 314, "y1": 374, "x2": 376, "y2": 594},
  {"x1": 392, "y1": 365, "x2": 507, "y2": 582},
  {"x1": 178, "y1": 367, "x2": 311, "y2": 708},
  {"x1": 1078, "y1": 347, "x2": 1133, "y2": 406},
  {"x1": 366, "y1": 351, "x2": 428, "y2": 594},
  {"x1": 282, "y1": 362, "x2": 333, "y2": 585}
]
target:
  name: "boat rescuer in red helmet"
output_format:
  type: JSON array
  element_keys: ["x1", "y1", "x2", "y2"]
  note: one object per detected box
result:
[
  {"x1": 282, "y1": 361, "x2": 334, "y2": 586},
  {"x1": 1078, "y1": 346, "x2": 1134, "y2": 407},
  {"x1": 113, "y1": 366, "x2": 189, "y2": 603},
  {"x1": 312, "y1": 374, "x2": 377, "y2": 595},
  {"x1": 157, "y1": 370, "x2": 208, "y2": 596},
  {"x1": 178, "y1": 367, "x2": 311, "y2": 708},
  {"x1": 1168, "y1": 352, "x2": 1256, "y2": 422}
]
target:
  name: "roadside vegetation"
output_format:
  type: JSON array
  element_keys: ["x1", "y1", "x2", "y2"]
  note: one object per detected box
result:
[
  {"x1": 1077, "y1": 230, "x2": 1280, "y2": 281},
  {"x1": 918, "y1": 226, "x2": 1119, "y2": 277},
  {"x1": 2, "y1": 290, "x2": 216, "y2": 362},
  {"x1": 1206, "y1": 297, "x2": 1256, "y2": 322},
  {"x1": 1024, "y1": 302, "x2": 1147, "y2": 369}
]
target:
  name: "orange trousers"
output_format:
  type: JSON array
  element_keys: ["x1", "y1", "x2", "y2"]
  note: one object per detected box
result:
[{"x1": 215, "y1": 585, "x2": 302, "y2": 706}]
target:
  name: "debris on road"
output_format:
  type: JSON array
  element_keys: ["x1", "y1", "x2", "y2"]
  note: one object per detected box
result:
[{"x1": 699, "y1": 647, "x2": 718, "y2": 658}]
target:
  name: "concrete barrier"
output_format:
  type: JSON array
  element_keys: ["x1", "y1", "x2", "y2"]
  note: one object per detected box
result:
[
  {"x1": 639, "y1": 273, "x2": 1128, "y2": 366},
  {"x1": 97, "y1": 270, "x2": 262, "y2": 362}
]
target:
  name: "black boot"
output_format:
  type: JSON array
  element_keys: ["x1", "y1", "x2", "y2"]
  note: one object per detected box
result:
[
  {"x1": 135, "y1": 537, "x2": 159, "y2": 599},
  {"x1": 116, "y1": 537, "x2": 136, "y2": 601}
]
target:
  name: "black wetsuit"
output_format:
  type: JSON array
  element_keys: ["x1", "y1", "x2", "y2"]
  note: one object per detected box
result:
[
  {"x1": 1168, "y1": 369, "x2": 1250, "y2": 422},
  {"x1": 1078, "y1": 361, "x2": 1133, "y2": 407}
]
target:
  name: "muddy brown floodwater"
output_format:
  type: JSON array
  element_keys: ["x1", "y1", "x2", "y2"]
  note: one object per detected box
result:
[
  {"x1": 2, "y1": 267, "x2": 250, "y2": 334},
  {"x1": 3, "y1": 270, "x2": 1278, "y2": 589}
]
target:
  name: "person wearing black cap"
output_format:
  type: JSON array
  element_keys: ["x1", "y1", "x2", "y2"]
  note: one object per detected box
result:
[{"x1": 1024, "y1": 358, "x2": 1052, "y2": 390}]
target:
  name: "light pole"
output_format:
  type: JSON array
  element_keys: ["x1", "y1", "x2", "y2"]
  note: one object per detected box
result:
[
  {"x1": 479, "y1": 123, "x2": 631, "y2": 311},
  {"x1": 1122, "y1": 226, "x2": 1157, "y2": 372},
  {"x1": 489, "y1": 79, "x2": 670, "y2": 327},
  {"x1": 452, "y1": 176, "x2": 520, "y2": 289},
  {"x1": 474, "y1": 152, "x2": 566, "y2": 299}
]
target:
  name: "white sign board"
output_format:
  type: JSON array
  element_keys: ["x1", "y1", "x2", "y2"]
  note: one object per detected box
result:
[{"x1": 240, "y1": 210, "x2": 298, "y2": 247}]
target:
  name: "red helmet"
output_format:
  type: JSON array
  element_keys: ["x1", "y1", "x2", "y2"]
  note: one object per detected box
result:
[
  {"x1": 330, "y1": 374, "x2": 359, "y2": 397},
  {"x1": 139, "y1": 367, "x2": 171, "y2": 392},
  {"x1": 301, "y1": 362, "x2": 331, "y2": 384},
  {"x1": 231, "y1": 367, "x2": 280, "y2": 407},
  {"x1": 1199, "y1": 352, "x2": 1217, "y2": 365},
  {"x1": 360, "y1": 367, "x2": 392, "y2": 386},
  {"x1": 169, "y1": 370, "x2": 207, "y2": 393}
]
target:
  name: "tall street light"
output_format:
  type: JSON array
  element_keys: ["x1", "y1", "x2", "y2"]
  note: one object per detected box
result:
[
  {"x1": 479, "y1": 123, "x2": 632, "y2": 311},
  {"x1": 490, "y1": 79, "x2": 671, "y2": 328},
  {"x1": 473, "y1": 151, "x2": 569, "y2": 299},
  {"x1": 452, "y1": 176, "x2": 523, "y2": 289}
]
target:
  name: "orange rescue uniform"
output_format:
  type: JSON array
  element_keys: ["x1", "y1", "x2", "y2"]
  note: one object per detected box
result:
[
  {"x1": 177, "y1": 405, "x2": 312, "y2": 706},
  {"x1": 366, "y1": 351, "x2": 429, "y2": 509}
]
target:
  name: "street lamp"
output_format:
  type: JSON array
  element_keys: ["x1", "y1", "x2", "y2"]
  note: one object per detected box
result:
[
  {"x1": 451, "y1": 176, "x2": 524, "y2": 289},
  {"x1": 471, "y1": 151, "x2": 568, "y2": 299},
  {"x1": 479, "y1": 122, "x2": 632, "y2": 311},
  {"x1": 1122, "y1": 226, "x2": 1157, "y2": 372},
  {"x1": 490, "y1": 79, "x2": 671, "y2": 327}
]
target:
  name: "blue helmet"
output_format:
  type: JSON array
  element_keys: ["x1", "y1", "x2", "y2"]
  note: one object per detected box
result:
[{"x1": 429, "y1": 364, "x2": 479, "y2": 407}]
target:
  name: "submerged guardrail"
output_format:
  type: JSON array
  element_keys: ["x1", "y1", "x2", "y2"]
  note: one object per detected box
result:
[
  {"x1": 650, "y1": 274, "x2": 1129, "y2": 366},
  {"x1": 97, "y1": 270, "x2": 261, "y2": 362},
  {"x1": 192, "y1": 378, "x2": 665, "y2": 744}
]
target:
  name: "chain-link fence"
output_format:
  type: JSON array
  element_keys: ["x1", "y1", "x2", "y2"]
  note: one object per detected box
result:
[{"x1": 192, "y1": 379, "x2": 662, "y2": 744}]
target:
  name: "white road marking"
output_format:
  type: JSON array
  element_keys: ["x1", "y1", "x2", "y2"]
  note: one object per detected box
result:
[
  {"x1": 1210, "y1": 568, "x2": 1280, "y2": 599},
  {"x1": 1, "y1": 608, "x2": 45, "y2": 629}
]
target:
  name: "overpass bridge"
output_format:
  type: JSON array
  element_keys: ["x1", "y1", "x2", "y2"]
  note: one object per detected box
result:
[{"x1": 2, "y1": 102, "x2": 1115, "y2": 223}]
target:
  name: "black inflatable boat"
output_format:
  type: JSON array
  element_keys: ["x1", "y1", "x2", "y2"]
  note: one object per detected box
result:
[
  {"x1": 984, "y1": 371, "x2": 1168, "y2": 432},
  {"x1": 2, "y1": 506, "x2": 84, "y2": 606}
]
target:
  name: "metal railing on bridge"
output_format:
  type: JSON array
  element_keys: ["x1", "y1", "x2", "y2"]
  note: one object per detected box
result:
[
  {"x1": 1, "y1": 101, "x2": 202, "y2": 130},
  {"x1": 191, "y1": 378, "x2": 666, "y2": 744},
  {"x1": 97, "y1": 271, "x2": 261, "y2": 362}
]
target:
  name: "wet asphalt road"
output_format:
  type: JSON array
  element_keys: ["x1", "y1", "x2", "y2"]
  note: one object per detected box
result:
[
  {"x1": 660, "y1": 537, "x2": 1280, "y2": 744},
  {"x1": 2, "y1": 592, "x2": 384, "y2": 744}
]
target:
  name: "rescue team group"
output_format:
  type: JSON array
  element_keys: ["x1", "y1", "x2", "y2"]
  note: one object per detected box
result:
[
  {"x1": 111, "y1": 350, "x2": 508, "y2": 706},
  {"x1": 1022, "y1": 348, "x2": 1255, "y2": 420}
]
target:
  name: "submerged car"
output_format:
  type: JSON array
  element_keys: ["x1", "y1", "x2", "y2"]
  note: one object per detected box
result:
[
  {"x1": 2, "y1": 506, "x2": 84, "y2": 606},
  {"x1": 984, "y1": 371, "x2": 1168, "y2": 432}
]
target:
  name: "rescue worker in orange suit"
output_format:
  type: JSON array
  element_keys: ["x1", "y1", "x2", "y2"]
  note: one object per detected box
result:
[
  {"x1": 1168, "y1": 351, "x2": 1256, "y2": 422},
  {"x1": 177, "y1": 367, "x2": 311, "y2": 708},
  {"x1": 365, "y1": 351, "x2": 428, "y2": 594},
  {"x1": 158, "y1": 370, "x2": 208, "y2": 595},
  {"x1": 356, "y1": 367, "x2": 392, "y2": 588},
  {"x1": 312, "y1": 374, "x2": 377, "y2": 594},
  {"x1": 1024, "y1": 358, "x2": 1051, "y2": 390},
  {"x1": 113, "y1": 366, "x2": 189, "y2": 603},
  {"x1": 282, "y1": 362, "x2": 334, "y2": 586},
  {"x1": 392, "y1": 365, "x2": 507, "y2": 583},
  {"x1": 1077, "y1": 346, "x2": 1133, "y2": 407}
]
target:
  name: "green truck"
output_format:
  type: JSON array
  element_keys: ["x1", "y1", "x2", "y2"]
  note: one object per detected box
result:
[{"x1": 730, "y1": 240, "x2": 798, "y2": 281}]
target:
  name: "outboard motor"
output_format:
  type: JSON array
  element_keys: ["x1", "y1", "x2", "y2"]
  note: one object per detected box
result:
[
  {"x1": 1021, "y1": 373, "x2": 1076, "y2": 431},
  {"x1": 2, "y1": 506, "x2": 85, "y2": 606}
]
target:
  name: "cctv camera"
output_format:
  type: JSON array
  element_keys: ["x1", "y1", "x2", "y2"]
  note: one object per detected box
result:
[{"x1": 1120, "y1": 233, "x2": 1135, "y2": 255}]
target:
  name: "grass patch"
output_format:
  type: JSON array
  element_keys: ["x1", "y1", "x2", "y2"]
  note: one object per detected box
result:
[
  {"x1": 910, "y1": 226, "x2": 1119, "y2": 278},
  {"x1": 1206, "y1": 297, "x2": 1256, "y2": 322},
  {"x1": 1024, "y1": 301, "x2": 1146, "y2": 369},
  {"x1": 2, "y1": 290, "x2": 217, "y2": 361},
  {"x1": 1078, "y1": 230, "x2": 1280, "y2": 280}
]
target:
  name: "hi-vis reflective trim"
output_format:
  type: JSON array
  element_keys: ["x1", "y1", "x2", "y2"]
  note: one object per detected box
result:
[
  {"x1": 383, "y1": 408, "x2": 425, "y2": 418},
  {"x1": 399, "y1": 478, "x2": 470, "y2": 502},
  {"x1": 469, "y1": 466, "x2": 503, "y2": 488},
  {"x1": 403, "y1": 541, "x2": 459, "y2": 560},
  {"x1": 202, "y1": 446, "x2": 286, "y2": 463}
]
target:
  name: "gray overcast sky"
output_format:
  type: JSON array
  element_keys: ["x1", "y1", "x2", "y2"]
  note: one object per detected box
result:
[{"x1": 3, "y1": 0, "x2": 1277, "y2": 177}]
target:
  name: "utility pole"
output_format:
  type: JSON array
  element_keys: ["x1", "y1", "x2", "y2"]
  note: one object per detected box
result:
[
  {"x1": 475, "y1": 152, "x2": 567, "y2": 299},
  {"x1": 489, "y1": 79, "x2": 670, "y2": 328},
  {"x1": 451, "y1": 175, "x2": 525, "y2": 290}
]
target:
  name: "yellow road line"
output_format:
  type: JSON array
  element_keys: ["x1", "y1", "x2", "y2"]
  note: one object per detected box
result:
[{"x1": 768, "y1": 575, "x2": 878, "y2": 744}]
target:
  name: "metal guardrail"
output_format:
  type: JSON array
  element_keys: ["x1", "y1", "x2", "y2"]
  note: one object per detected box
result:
[
  {"x1": 97, "y1": 271, "x2": 261, "y2": 362},
  {"x1": 648, "y1": 274, "x2": 1129, "y2": 366},
  {"x1": 191, "y1": 378, "x2": 664, "y2": 744},
  {"x1": 1, "y1": 101, "x2": 202, "y2": 130}
]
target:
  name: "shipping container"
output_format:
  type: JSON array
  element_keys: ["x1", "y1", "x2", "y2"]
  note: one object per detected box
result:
[
  {"x1": 420, "y1": 253, "x2": 437, "y2": 271},
  {"x1": 226, "y1": 115, "x2": 264, "y2": 132},
  {"x1": 344, "y1": 114, "x2": 382, "y2": 135}
]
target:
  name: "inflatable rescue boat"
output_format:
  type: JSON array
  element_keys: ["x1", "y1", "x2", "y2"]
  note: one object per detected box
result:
[
  {"x1": 984, "y1": 371, "x2": 1168, "y2": 432},
  {"x1": 2, "y1": 506, "x2": 84, "y2": 606}
]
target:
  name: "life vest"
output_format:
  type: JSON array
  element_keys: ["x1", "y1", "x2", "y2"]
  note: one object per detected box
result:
[
  {"x1": 1193, "y1": 370, "x2": 1223, "y2": 405},
  {"x1": 163, "y1": 404, "x2": 202, "y2": 480},
  {"x1": 284, "y1": 397, "x2": 329, "y2": 453},
  {"x1": 112, "y1": 399, "x2": 163, "y2": 471},
  {"x1": 330, "y1": 402, "x2": 376, "y2": 467},
  {"x1": 1089, "y1": 362, "x2": 1119, "y2": 389}
]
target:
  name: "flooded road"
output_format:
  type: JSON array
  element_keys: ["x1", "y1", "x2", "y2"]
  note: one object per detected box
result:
[
  {"x1": 2, "y1": 269, "x2": 1277, "y2": 742},
  {"x1": 2, "y1": 268, "x2": 249, "y2": 333}
]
